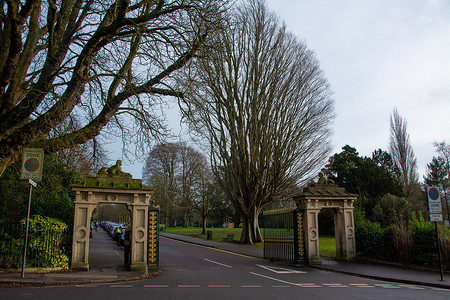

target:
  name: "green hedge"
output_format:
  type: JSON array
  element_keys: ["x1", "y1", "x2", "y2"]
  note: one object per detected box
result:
[
  {"x1": 355, "y1": 211, "x2": 449, "y2": 270},
  {"x1": 355, "y1": 218, "x2": 383, "y2": 258},
  {"x1": 0, "y1": 215, "x2": 69, "y2": 269},
  {"x1": 409, "y1": 212, "x2": 436, "y2": 266}
]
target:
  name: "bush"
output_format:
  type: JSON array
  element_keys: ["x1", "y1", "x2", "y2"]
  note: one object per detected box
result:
[
  {"x1": 409, "y1": 212, "x2": 436, "y2": 266},
  {"x1": 19, "y1": 215, "x2": 69, "y2": 269},
  {"x1": 381, "y1": 224, "x2": 401, "y2": 261},
  {"x1": 0, "y1": 224, "x2": 23, "y2": 269},
  {"x1": 355, "y1": 218, "x2": 383, "y2": 258}
]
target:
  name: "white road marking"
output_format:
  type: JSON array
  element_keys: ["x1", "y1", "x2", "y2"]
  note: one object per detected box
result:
[
  {"x1": 250, "y1": 271, "x2": 300, "y2": 286},
  {"x1": 111, "y1": 284, "x2": 133, "y2": 288},
  {"x1": 114, "y1": 250, "x2": 122, "y2": 259},
  {"x1": 204, "y1": 258, "x2": 232, "y2": 268},
  {"x1": 75, "y1": 285, "x2": 98, "y2": 288},
  {"x1": 374, "y1": 283, "x2": 400, "y2": 289},
  {"x1": 432, "y1": 288, "x2": 450, "y2": 292},
  {"x1": 250, "y1": 272, "x2": 320, "y2": 288},
  {"x1": 144, "y1": 285, "x2": 169, "y2": 288},
  {"x1": 323, "y1": 283, "x2": 347, "y2": 288},
  {"x1": 257, "y1": 264, "x2": 306, "y2": 274},
  {"x1": 209, "y1": 285, "x2": 231, "y2": 288},
  {"x1": 242, "y1": 285, "x2": 262, "y2": 288},
  {"x1": 178, "y1": 285, "x2": 201, "y2": 288},
  {"x1": 298, "y1": 283, "x2": 321, "y2": 288}
]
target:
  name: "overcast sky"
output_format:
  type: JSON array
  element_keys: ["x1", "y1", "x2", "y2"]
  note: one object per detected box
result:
[
  {"x1": 120, "y1": 0, "x2": 450, "y2": 180},
  {"x1": 264, "y1": 0, "x2": 450, "y2": 178}
]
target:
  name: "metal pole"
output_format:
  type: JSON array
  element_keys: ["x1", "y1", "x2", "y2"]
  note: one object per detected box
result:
[
  {"x1": 21, "y1": 182, "x2": 33, "y2": 279},
  {"x1": 434, "y1": 222, "x2": 444, "y2": 281}
]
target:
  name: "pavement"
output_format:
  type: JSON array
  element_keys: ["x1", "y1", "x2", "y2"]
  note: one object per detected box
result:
[{"x1": 0, "y1": 229, "x2": 449, "y2": 289}]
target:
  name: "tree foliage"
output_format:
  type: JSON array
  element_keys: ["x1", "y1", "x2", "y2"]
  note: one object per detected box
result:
[
  {"x1": 325, "y1": 145, "x2": 402, "y2": 200},
  {"x1": 180, "y1": 0, "x2": 334, "y2": 244},
  {"x1": 0, "y1": 0, "x2": 229, "y2": 177},
  {"x1": 324, "y1": 145, "x2": 404, "y2": 221},
  {"x1": 0, "y1": 154, "x2": 79, "y2": 225}
]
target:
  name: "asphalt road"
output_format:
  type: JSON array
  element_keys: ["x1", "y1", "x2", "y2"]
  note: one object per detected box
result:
[{"x1": 1, "y1": 236, "x2": 449, "y2": 299}]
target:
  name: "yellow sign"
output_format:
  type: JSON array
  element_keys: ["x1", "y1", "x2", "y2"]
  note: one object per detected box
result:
[{"x1": 20, "y1": 148, "x2": 44, "y2": 181}]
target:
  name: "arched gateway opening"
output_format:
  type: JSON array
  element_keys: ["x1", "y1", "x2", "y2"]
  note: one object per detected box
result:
[
  {"x1": 70, "y1": 161, "x2": 154, "y2": 271},
  {"x1": 292, "y1": 176, "x2": 357, "y2": 265}
]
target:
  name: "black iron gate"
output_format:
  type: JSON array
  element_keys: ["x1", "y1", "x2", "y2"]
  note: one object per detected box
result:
[{"x1": 263, "y1": 208, "x2": 305, "y2": 264}]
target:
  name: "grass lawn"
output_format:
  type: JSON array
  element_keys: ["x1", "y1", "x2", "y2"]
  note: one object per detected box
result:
[{"x1": 163, "y1": 227, "x2": 336, "y2": 257}]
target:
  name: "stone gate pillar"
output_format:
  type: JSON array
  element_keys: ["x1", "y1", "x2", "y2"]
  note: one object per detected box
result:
[
  {"x1": 292, "y1": 176, "x2": 357, "y2": 265},
  {"x1": 304, "y1": 202, "x2": 321, "y2": 265},
  {"x1": 71, "y1": 161, "x2": 154, "y2": 271}
]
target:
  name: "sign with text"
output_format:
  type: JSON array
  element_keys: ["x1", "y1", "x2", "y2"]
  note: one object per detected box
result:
[
  {"x1": 427, "y1": 186, "x2": 442, "y2": 213},
  {"x1": 430, "y1": 214, "x2": 443, "y2": 222},
  {"x1": 20, "y1": 148, "x2": 44, "y2": 181},
  {"x1": 426, "y1": 186, "x2": 443, "y2": 222}
]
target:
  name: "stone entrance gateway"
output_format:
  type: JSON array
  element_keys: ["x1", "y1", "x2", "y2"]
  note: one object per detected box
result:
[
  {"x1": 70, "y1": 161, "x2": 154, "y2": 271},
  {"x1": 292, "y1": 176, "x2": 357, "y2": 265}
]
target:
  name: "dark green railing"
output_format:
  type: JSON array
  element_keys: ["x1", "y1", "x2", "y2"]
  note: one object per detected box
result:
[{"x1": 263, "y1": 208, "x2": 305, "y2": 264}]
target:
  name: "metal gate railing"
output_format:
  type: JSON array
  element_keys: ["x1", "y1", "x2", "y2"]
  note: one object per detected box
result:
[{"x1": 263, "y1": 208, "x2": 305, "y2": 264}]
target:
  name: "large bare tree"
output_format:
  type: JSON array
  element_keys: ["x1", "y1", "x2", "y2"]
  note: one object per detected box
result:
[
  {"x1": 0, "y1": 0, "x2": 228, "y2": 176},
  {"x1": 180, "y1": 0, "x2": 334, "y2": 244}
]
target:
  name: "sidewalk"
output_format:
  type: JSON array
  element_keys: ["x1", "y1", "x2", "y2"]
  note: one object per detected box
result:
[
  {"x1": 1, "y1": 230, "x2": 449, "y2": 289},
  {"x1": 0, "y1": 227, "x2": 149, "y2": 286}
]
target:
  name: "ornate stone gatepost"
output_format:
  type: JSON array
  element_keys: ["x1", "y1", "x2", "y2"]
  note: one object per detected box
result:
[
  {"x1": 292, "y1": 175, "x2": 357, "y2": 265},
  {"x1": 71, "y1": 161, "x2": 154, "y2": 271}
]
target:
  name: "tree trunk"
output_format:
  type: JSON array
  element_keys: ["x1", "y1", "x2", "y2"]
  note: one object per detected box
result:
[
  {"x1": 239, "y1": 206, "x2": 262, "y2": 244},
  {"x1": 183, "y1": 208, "x2": 189, "y2": 227},
  {"x1": 202, "y1": 216, "x2": 207, "y2": 235}
]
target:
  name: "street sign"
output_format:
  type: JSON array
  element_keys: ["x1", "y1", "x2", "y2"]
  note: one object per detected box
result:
[
  {"x1": 425, "y1": 186, "x2": 445, "y2": 281},
  {"x1": 427, "y1": 186, "x2": 442, "y2": 214},
  {"x1": 430, "y1": 214, "x2": 443, "y2": 222},
  {"x1": 28, "y1": 179, "x2": 37, "y2": 188},
  {"x1": 20, "y1": 148, "x2": 44, "y2": 181}
]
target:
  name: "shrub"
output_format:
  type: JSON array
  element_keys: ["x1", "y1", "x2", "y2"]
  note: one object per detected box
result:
[
  {"x1": 409, "y1": 212, "x2": 436, "y2": 266},
  {"x1": 19, "y1": 215, "x2": 69, "y2": 269},
  {"x1": 355, "y1": 217, "x2": 383, "y2": 258}
]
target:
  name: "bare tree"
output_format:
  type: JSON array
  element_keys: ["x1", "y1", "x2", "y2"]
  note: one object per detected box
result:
[
  {"x1": 389, "y1": 108, "x2": 419, "y2": 191},
  {"x1": 191, "y1": 157, "x2": 223, "y2": 234},
  {"x1": 178, "y1": 143, "x2": 206, "y2": 227},
  {"x1": 0, "y1": 0, "x2": 229, "y2": 176},
  {"x1": 180, "y1": 0, "x2": 334, "y2": 244},
  {"x1": 143, "y1": 142, "x2": 180, "y2": 227},
  {"x1": 143, "y1": 141, "x2": 211, "y2": 227}
]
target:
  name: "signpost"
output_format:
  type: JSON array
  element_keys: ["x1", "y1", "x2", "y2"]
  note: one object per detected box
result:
[
  {"x1": 425, "y1": 186, "x2": 444, "y2": 281},
  {"x1": 20, "y1": 148, "x2": 44, "y2": 278}
]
